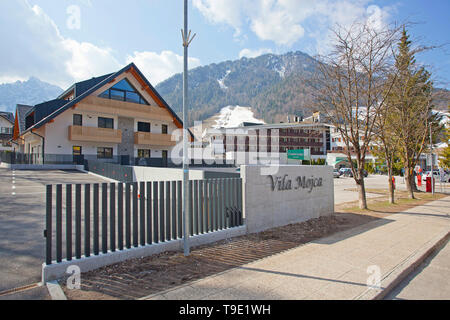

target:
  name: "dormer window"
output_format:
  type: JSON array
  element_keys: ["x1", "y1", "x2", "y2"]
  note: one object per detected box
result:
[{"x1": 99, "y1": 78, "x2": 149, "y2": 105}]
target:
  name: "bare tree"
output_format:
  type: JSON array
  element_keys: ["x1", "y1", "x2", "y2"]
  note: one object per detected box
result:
[{"x1": 312, "y1": 22, "x2": 400, "y2": 209}]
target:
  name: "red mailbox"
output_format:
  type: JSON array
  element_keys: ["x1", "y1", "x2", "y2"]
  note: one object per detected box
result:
[{"x1": 426, "y1": 177, "x2": 435, "y2": 193}]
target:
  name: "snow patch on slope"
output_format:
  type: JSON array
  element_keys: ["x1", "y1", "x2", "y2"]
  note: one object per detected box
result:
[
  {"x1": 217, "y1": 70, "x2": 231, "y2": 90},
  {"x1": 275, "y1": 65, "x2": 286, "y2": 78},
  {"x1": 213, "y1": 106, "x2": 265, "y2": 129}
]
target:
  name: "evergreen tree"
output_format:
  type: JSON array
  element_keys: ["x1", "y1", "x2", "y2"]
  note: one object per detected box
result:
[
  {"x1": 387, "y1": 27, "x2": 435, "y2": 199},
  {"x1": 440, "y1": 117, "x2": 450, "y2": 169}
]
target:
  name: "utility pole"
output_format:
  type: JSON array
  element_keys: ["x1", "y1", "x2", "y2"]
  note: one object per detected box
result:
[
  {"x1": 181, "y1": 0, "x2": 196, "y2": 256},
  {"x1": 430, "y1": 124, "x2": 434, "y2": 195}
]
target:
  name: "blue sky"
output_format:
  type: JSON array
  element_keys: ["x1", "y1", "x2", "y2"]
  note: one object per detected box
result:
[{"x1": 1, "y1": 0, "x2": 449, "y2": 89}]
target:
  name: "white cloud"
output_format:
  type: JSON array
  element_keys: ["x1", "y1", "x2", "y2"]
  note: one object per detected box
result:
[
  {"x1": 0, "y1": 0, "x2": 120, "y2": 88},
  {"x1": 192, "y1": 0, "x2": 246, "y2": 37},
  {"x1": 0, "y1": 0, "x2": 201, "y2": 89},
  {"x1": 62, "y1": 39, "x2": 120, "y2": 81},
  {"x1": 239, "y1": 48, "x2": 273, "y2": 59},
  {"x1": 194, "y1": 0, "x2": 392, "y2": 48},
  {"x1": 126, "y1": 51, "x2": 201, "y2": 85}
]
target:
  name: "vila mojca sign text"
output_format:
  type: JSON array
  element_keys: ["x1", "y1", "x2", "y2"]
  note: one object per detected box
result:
[{"x1": 268, "y1": 174, "x2": 323, "y2": 193}]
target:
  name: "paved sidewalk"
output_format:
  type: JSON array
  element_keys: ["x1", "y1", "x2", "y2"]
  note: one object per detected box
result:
[
  {"x1": 143, "y1": 196, "x2": 450, "y2": 300},
  {"x1": 385, "y1": 239, "x2": 450, "y2": 300}
]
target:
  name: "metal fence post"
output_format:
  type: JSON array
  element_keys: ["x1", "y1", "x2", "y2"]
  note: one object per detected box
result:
[
  {"x1": 125, "y1": 183, "x2": 131, "y2": 249},
  {"x1": 84, "y1": 184, "x2": 91, "y2": 258},
  {"x1": 56, "y1": 184, "x2": 62, "y2": 263},
  {"x1": 208, "y1": 180, "x2": 213, "y2": 232},
  {"x1": 133, "y1": 182, "x2": 138, "y2": 247},
  {"x1": 153, "y1": 182, "x2": 159, "y2": 243},
  {"x1": 66, "y1": 184, "x2": 72, "y2": 261},
  {"x1": 45, "y1": 185, "x2": 52, "y2": 265},
  {"x1": 118, "y1": 183, "x2": 124, "y2": 250},
  {"x1": 75, "y1": 184, "x2": 82, "y2": 259},
  {"x1": 159, "y1": 181, "x2": 165, "y2": 242},
  {"x1": 146, "y1": 182, "x2": 152, "y2": 245},
  {"x1": 193, "y1": 180, "x2": 198, "y2": 235},
  {"x1": 93, "y1": 184, "x2": 99, "y2": 255},
  {"x1": 165, "y1": 181, "x2": 171, "y2": 240},
  {"x1": 140, "y1": 182, "x2": 145, "y2": 246},
  {"x1": 171, "y1": 181, "x2": 177, "y2": 239},
  {"x1": 189, "y1": 180, "x2": 193, "y2": 236},
  {"x1": 110, "y1": 183, "x2": 116, "y2": 252},
  {"x1": 102, "y1": 183, "x2": 108, "y2": 254},
  {"x1": 177, "y1": 181, "x2": 182, "y2": 238}
]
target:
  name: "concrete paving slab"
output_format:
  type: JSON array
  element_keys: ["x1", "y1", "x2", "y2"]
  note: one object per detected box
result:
[
  {"x1": 385, "y1": 240, "x2": 450, "y2": 300},
  {"x1": 144, "y1": 196, "x2": 450, "y2": 300}
]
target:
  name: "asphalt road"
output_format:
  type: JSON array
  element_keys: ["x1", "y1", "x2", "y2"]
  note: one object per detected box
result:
[{"x1": 0, "y1": 168, "x2": 108, "y2": 298}]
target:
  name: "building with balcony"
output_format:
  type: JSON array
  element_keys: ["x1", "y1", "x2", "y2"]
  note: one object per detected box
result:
[
  {"x1": 10, "y1": 63, "x2": 192, "y2": 166},
  {"x1": 208, "y1": 121, "x2": 333, "y2": 165},
  {"x1": 0, "y1": 111, "x2": 14, "y2": 151}
]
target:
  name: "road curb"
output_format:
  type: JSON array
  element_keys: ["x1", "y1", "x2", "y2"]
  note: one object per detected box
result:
[
  {"x1": 46, "y1": 280, "x2": 67, "y2": 300},
  {"x1": 355, "y1": 230, "x2": 450, "y2": 300}
]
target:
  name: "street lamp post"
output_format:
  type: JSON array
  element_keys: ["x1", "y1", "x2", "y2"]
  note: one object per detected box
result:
[{"x1": 182, "y1": 0, "x2": 195, "y2": 256}]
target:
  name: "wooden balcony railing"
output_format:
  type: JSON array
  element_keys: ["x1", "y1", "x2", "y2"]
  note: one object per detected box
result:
[
  {"x1": 134, "y1": 132, "x2": 176, "y2": 147},
  {"x1": 76, "y1": 96, "x2": 174, "y2": 122},
  {"x1": 68, "y1": 126, "x2": 122, "y2": 143}
]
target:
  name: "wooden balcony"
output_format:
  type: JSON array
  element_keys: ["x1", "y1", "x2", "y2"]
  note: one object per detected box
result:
[
  {"x1": 75, "y1": 96, "x2": 174, "y2": 122},
  {"x1": 68, "y1": 125, "x2": 122, "y2": 143},
  {"x1": 134, "y1": 132, "x2": 176, "y2": 147}
]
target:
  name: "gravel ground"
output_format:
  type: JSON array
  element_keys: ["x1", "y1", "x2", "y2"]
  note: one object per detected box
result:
[{"x1": 61, "y1": 191, "x2": 444, "y2": 300}]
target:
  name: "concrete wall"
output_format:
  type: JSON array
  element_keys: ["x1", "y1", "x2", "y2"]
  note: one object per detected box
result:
[
  {"x1": 242, "y1": 165, "x2": 334, "y2": 233},
  {"x1": 132, "y1": 166, "x2": 204, "y2": 181},
  {"x1": 131, "y1": 166, "x2": 239, "y2": 181}
]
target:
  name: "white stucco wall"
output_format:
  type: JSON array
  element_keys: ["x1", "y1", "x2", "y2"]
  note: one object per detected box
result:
[
  {"x1": 242, "y1": 165, "x2": 334, "y2": 234},
  {"x1": 0, "y1": 116, "x2": 13, "y2": 151},
  {"x1": 0, "y1": 116, "x2": 13, "y2": 132},
  {"x1": 44, "y1": 107, "x2": 118, "y2": 157}
]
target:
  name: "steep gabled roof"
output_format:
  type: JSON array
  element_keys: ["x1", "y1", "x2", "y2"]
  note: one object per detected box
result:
[
  {"x1": 74, "y1": 74, "x2": 114, "y2": 97},
  {"x1": 0, "y1": 111, "x2": 14, "y2": 124},
  {"x1": 32, "y1": 99, "x2": 68, "y2": 124},
  {"x1": 57, "y1": 73, "x2": 114, "y2": 100},
  {"x1": 16, "y1": 104, "x2": 33, "y2": 134},
  {"x1": 24, "y1": 63, "x2": 193, "y2": 139}
]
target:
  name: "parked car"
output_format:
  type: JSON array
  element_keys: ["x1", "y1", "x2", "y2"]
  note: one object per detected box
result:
[
  {"x1": 423, "y1": 170, "x2": 450, "y2": 183},
  {"x1": 339, "y1": 168, "x2": 352, "y2": 176},
  {"x1": 333, "y1": 169, "x2": 341, "y2": 178},
  {"x1": 338, "y1": 168, "x2": 367, "y2": 178}
]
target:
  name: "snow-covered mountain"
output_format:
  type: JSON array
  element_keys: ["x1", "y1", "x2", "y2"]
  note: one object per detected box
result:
[
  {"x1": 212, "y1": 105, "x2": 265, "y2": 129},
  {"x1": 156, "y1": 51, "x2": 318, "y2": 125},
  {"x1": 189, "y1": 105, "x2": 265, "y2": 142},
  {"x1": 0, "y1": 77, "x2": 63, "y2": 112}
]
